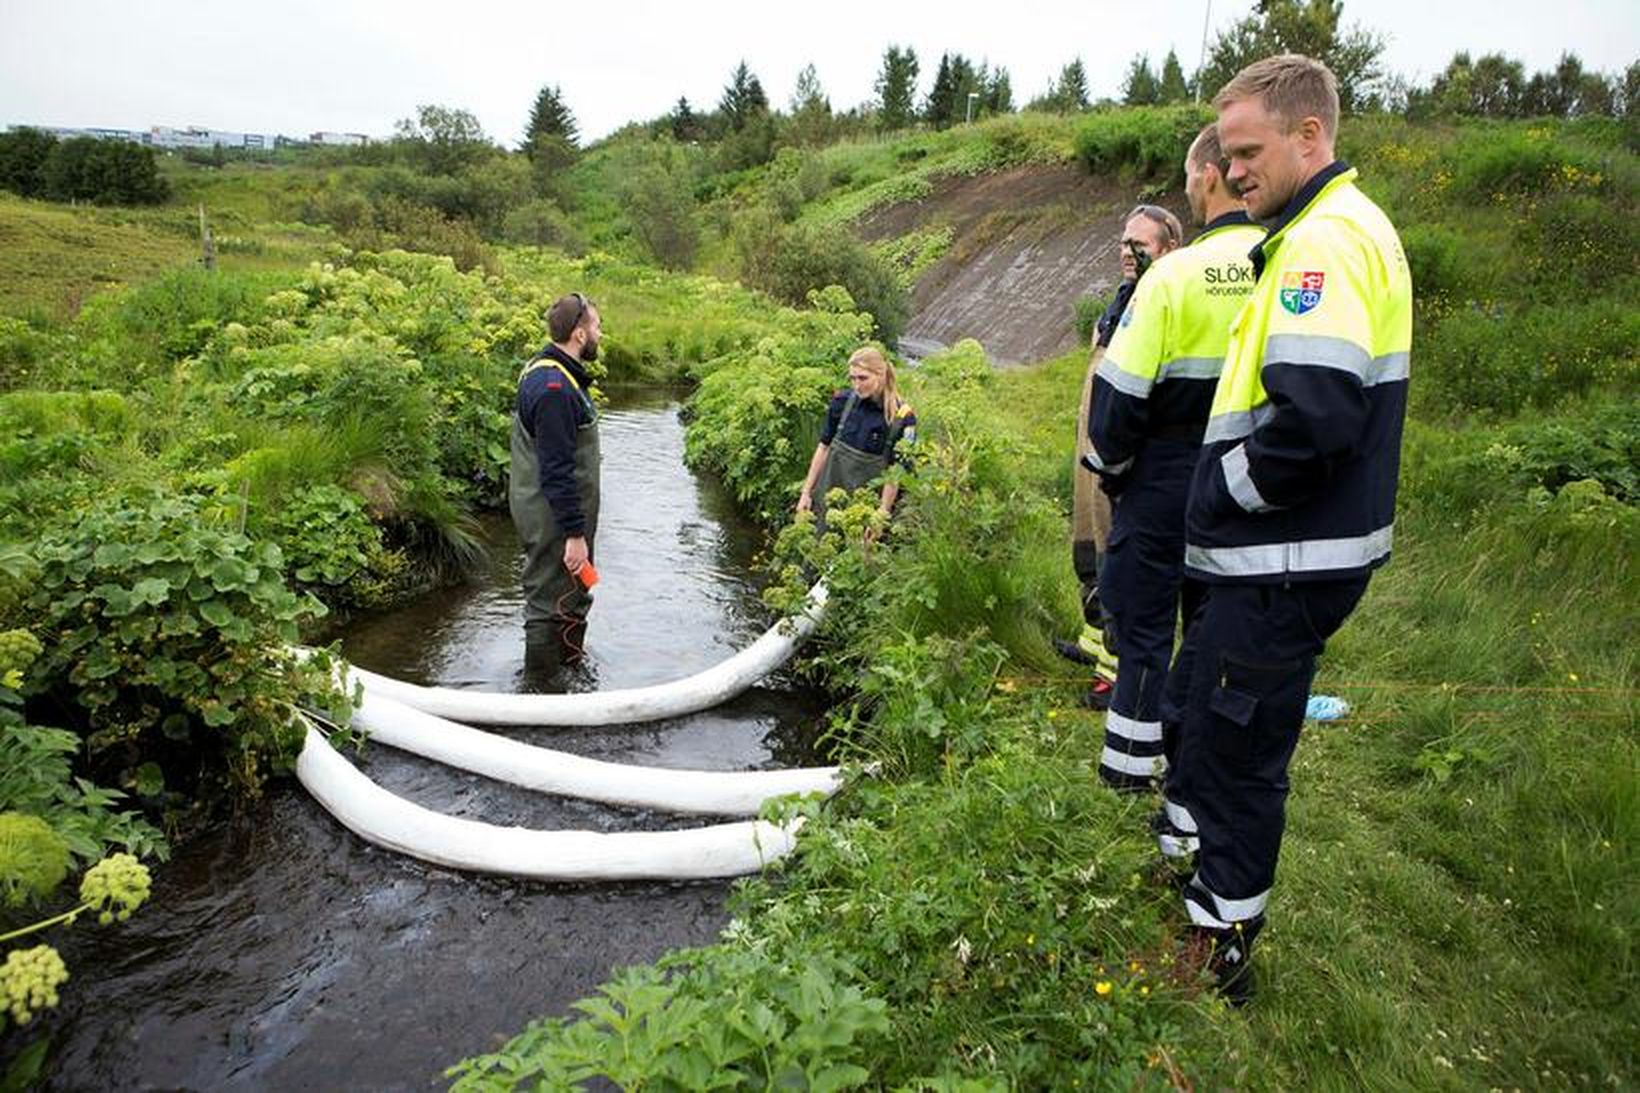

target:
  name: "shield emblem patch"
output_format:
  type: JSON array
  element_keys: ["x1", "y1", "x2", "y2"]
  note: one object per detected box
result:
[{"x1": 1280, "y1": 270, "x2": 1325, "y2": 316}]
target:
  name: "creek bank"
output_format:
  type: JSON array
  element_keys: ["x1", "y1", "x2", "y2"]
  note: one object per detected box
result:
[{"x1": 31, "y1": 393, "x2": 827, "y2": 1091}]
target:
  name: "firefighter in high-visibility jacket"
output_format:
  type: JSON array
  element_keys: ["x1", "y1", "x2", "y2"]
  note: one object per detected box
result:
[
  {"x1": 1162, "y1": 56, "x2": 1412, "y2": 1003},
  {"x1": 1085, "y1": 123, "x2": 1262, "y2": 793}
]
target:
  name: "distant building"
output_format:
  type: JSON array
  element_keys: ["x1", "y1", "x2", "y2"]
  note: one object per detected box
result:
[
  {"x1": 309, "y1": 131, "x2": 370, "y2": 147},
  {"x1": 6, "y1": 121, "x2": 349, "y2": 151},
  {"x1": 19, "y1": 125, "x2": 148, "y2": 144}
]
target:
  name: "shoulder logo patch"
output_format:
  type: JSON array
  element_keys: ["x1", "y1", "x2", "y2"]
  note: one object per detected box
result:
[{"x1": 1280, "y1": 270, "x2": 1325, "y2": 315}]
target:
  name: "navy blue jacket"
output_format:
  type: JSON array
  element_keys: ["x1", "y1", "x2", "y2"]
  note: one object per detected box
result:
[
  {"x1": 516, "y1": 344, "x2": 595, "y2": 536},
  {"x1": 821, "y1": 391, "x2": 917, "y2": 465},
  {"x1": 1094, "y1": 280, "x2": 1137, "y2": 348}
]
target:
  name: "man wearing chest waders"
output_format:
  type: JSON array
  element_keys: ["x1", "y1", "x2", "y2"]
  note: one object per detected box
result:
[
  {"x1": 510, "y1": 292, "x2": 602, "y2": 666},
  {"x1": 795, "y1": 346, "x2": 917, "y2": 535}
]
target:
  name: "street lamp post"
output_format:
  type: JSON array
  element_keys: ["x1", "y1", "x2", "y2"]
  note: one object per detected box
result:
[{"x1": 965, "y1": 91, "x2": 979, "y2": 124}]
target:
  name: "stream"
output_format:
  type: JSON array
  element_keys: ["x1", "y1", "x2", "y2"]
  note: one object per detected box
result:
[{"x1": 35, "y1": 390, "x2": 826, "y2": 1090}]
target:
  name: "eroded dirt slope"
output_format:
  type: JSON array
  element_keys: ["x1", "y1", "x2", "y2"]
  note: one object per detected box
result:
[{"x1": 858, "y1": 165, "x2": 1189, "y2": 365}]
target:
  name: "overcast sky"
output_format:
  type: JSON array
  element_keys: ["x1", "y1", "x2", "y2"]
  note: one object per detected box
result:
[{"x1": 2, "y1": 1, "x2": 1635, "y2": 143}]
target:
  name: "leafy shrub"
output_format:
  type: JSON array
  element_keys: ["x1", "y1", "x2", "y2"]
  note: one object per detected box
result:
[
  {"x1": 448, "y1": 946, "x2": 889, "y2": 1090},
  {"x1": 1401, "y1": 223, "x2": 1470, "y2": 300},
  {"x1": 76, "y1": 267, "x2": 288, "y2": 372},
  {"x1": 1446, "y1": 130, "x2": 1606, "y2": 202},
  {"x1": 1417, "y1": 297, "x2": 1638, "y2": 415},
  {"x1": 1403, "y1": 402, "x2": 1640, "y2": 516},
  {"x1": 737, "y1": 219, "x2": 908, "y2": 343},
  {"x1": 614, "y1": 140, "x2": 702, "y2": 269},
  {"x1": 342, "y1": 196, "x2": 496, "y2": 274},
  {"x1": 1513, "y1": 192, "x2": 1639, "y2": 290},
  {"x1": 222, "y1": 335, "x2": 438, "y2": 485},
  {"x1": 500, "y1": 197, "x2": 584, "y2": 251},
  {"x1": 683, "y1": 303, "x2": 873, "y2": 521},
  {"x1": 23, "y1": 492, "x2": 352, "y2": 797},
  {"x1": 1073, "y1": 105, "x2": 1213, "y2": 184},
  {"x1": 257, "y1": 484, "x2": 388, "y2": 594},
  {"x1": 1072, "y1": 293, "x2": 1108, "y2": 345},
  {"x1": 0, "y1": 717, "x2": 166, "y2": 868}
]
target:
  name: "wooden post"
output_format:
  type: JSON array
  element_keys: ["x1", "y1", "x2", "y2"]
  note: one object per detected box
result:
[{"x1": 199, "y1": 203, "x2": 216, "y2": 271}]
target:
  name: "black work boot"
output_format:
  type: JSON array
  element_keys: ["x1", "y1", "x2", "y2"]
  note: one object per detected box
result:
[{"x1": 1191, "y1": 916, "x2": 1263, "y2": 1006}]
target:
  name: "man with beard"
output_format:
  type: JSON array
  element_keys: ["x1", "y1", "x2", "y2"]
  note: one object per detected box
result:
[{"x1": 509, "y1": 292, "x2": 603, "y2": 665}]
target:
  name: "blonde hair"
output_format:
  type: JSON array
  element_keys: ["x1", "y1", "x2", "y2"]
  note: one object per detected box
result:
[
  {"x1": 1213, "y1": 53, "x2": 1340, "y2": 140},
  {"x1": 848, "y1": 346, "x2": 903, "y2": 422}
]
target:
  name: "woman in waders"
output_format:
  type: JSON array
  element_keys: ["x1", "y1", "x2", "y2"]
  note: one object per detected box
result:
[{"x1": 795, "y1": 347, "x2": 916, "y2": 534}]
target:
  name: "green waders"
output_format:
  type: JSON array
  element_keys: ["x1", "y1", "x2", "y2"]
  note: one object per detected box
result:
[
  {"x1": 811, "y1": 393, "x2": 897, "y2": 533},
  {"x1": 509, "y1": 363, "x2": 600, "y2": 656}
]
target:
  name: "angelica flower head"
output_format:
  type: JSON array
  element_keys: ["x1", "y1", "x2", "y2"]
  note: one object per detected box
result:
[
  {"x1": 79, "y1": 853, "x2": 152, "y2": 925},
  {"x1": 1, "y1": 944, "x2": 68, "y2": 1027}
]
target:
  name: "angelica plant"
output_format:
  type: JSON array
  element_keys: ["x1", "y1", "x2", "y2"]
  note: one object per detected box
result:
[{"x1": 0, "y1": 853, "x2": 153, "y2": 1030}]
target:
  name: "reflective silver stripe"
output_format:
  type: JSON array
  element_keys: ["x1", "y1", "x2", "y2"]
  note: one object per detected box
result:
[
  {"x1": 1182, "y1": 888, "x2": 1231, "y2": 929},
  {"x1": 1221, "y1": 444, "x2": 1281, "y2": 514},
  {"x1": 1202, "y1": 403, "x2": 1277, "y2": 445},
  {"x1": 1265, "y1": 333, "x2": 1370, "y2": 379},
  {"x1": 1082, "y1": 446, "x2": 1133, "y2": 476},
  {"x1": 1371, "y1": 350, "x2": 1411, "y2": 385},
  {"x1": 1157, "y1": 832, "x2": 1199, "y2": 859},
  {"x1": 1096, "y1": 355, "x2": 1154, "y2": 399},
  {"x1": 1266, "y1": 335, "x2": 1410, "y2": 387},
  {"x1": 1187, "y1": 523, "x2": 1394, "y2": 578},
  {"x1": 1099, "y1": 746, "x2": 1164, "y2": 778},
  {"x1": 1208, "y1": 886, "x2": 1269, "y2": 922},
  {"x1": 1165, "y1": 798, "x2": 1197, "y2": 833},
  {"x1": 1105, "y1": 709, "x2": 1163, "y2": 744},
  {"x1": 1156, "y1": 355, "x2": 1223, "y2": 382}
]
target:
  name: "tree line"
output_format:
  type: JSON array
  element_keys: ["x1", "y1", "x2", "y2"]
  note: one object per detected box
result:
[{"x1": 0, "y1": 129, "x2": 169, "y2": 205}]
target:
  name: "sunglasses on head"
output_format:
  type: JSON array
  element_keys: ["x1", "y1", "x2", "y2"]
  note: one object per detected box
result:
[{"x1": 1127, "y1": 204, "x2": 1180, "y2": 246}]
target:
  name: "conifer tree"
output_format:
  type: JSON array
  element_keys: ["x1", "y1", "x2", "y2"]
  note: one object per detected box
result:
[
  {"x1": 1122, "y1": 56, "x2": 1160, "y2": 105},
  {"x1": 671, "y1": 96, "x2": 702, "y2": 142},
  {"x1": 1055, "y1": 59, "x2": 1092, "y2": 111},
  {"x1": 719, "y1": 61, "x2": 769, "y2": 131},
  {"x1": 522, "y1": 85, "x2": 578, "y2": 159},
  {"x1": 875, "y1": 45, "x2": 921, "y2": 131},
  {"x1": 1159, "y1": 49, "x2": 1190, "y2": 103}
]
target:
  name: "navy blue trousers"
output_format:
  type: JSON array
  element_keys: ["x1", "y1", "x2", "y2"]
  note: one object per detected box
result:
[
  {"x1": 1097, "y1": 440, "x2": 1203, "y2": 789},
  {"x1": 1161, "y1": 579, "x2": 1368, "y2": 926}
]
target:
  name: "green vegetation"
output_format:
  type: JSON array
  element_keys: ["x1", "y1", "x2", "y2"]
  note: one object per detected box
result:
[
  {"x1": 451, "y1": 115, "x2": 1635, "y2": 1087},
  {"x1": 0, "y1": 66, "x2": 1634, "y2": 1089}
]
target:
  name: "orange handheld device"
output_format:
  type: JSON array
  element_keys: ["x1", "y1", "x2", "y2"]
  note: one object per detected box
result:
[{"x1": 576, "y1": 562, "x2": 600, "y2": 588}]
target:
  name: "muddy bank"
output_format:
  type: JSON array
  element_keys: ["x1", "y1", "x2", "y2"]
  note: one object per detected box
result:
[{"x1": 860, "y1": 164, "x2": 1189, "y2": 365}]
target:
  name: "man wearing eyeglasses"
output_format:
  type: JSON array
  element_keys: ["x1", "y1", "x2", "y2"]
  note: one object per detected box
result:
[
  {"x1": 509, "y1": 292, "x2": 603, "y2": 664},
  {"x1": 1062, "y1": 204, "x2": 1183, "y2": 708}
]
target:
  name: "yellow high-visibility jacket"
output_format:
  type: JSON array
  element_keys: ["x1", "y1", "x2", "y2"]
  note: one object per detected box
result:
[
  {"x1": 1185, "y1": 164, "x2": 1413, "y2": 583},
  {"x1": 1087, "y1": 211, "x2": 1264, "y2": 474}
]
